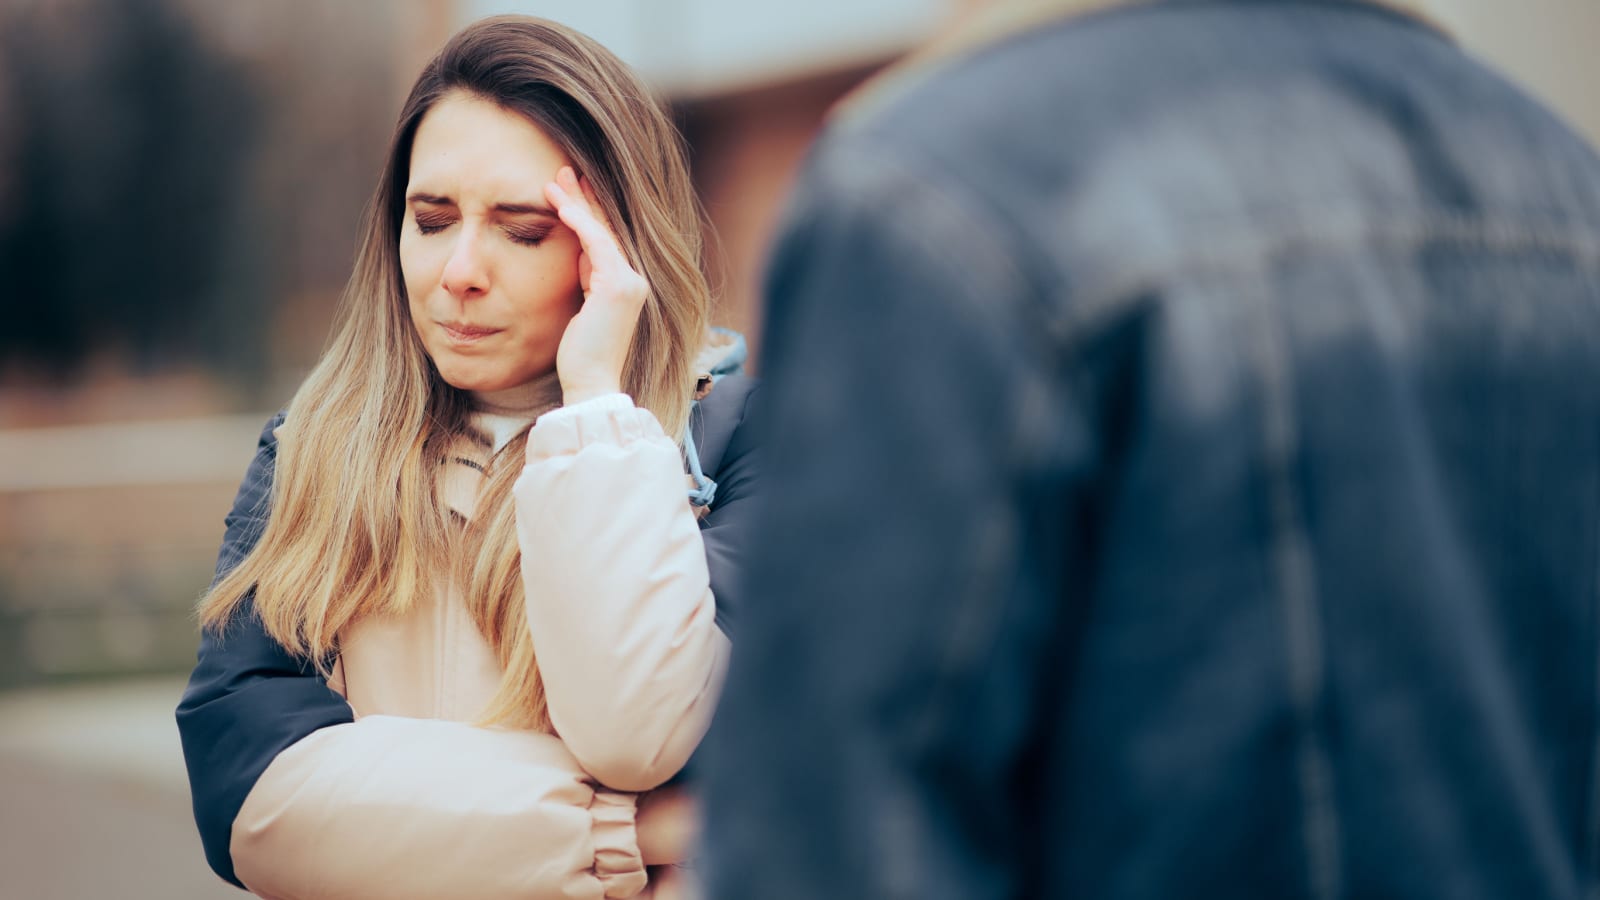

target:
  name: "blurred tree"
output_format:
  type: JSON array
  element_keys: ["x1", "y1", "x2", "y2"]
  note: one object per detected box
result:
[{"x1": 0, "y1": 0, "x2": 263, "y2": 382}]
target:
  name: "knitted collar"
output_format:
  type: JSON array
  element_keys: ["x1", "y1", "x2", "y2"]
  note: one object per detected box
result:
[{"x1": 469, "y1": 369, "x2": 563, "y2": 451}]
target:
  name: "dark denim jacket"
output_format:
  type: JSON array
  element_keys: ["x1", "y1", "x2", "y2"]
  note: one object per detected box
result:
[{"x1": 703, "y1": 2, "x2": 1600, "y2": 898}]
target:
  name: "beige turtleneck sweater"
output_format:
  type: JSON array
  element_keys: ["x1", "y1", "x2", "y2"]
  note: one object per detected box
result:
[{"x1": 330, "y1": 369, "x2": 584, "y2": 721}]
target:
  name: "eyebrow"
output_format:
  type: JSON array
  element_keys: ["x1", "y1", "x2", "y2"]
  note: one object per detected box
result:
[{"x1": 406, "y1": 192, "x2": 557, "y2": 217}]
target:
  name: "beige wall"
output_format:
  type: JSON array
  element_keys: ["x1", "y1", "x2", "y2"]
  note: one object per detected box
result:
[
  {"x1": 1423, "y1": 0, "x2": 1600, "y2": 146},
  {"x1": 680, "y1": 65, "x2": 887, "y2": 369}
]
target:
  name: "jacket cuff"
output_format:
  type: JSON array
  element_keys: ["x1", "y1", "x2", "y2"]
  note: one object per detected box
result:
[
  {"x1": 527, "y1": 394, "x2": 666, "y2": 461},
  {"x1": 590, "y1": 789, "x2": 648, "y2": 898}
]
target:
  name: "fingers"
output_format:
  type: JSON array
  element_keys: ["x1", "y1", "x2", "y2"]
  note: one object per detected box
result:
[
  {"x1": 577, "y1": 172, "x2": 604, "y2": 211},
  {"x1": 544, "y1": 167, "x2": 649, "y2": 309},
  {"x1": 544, "y1": 166, "x2": 629, "y2": 275},
  {"x1": 635, "y1": 788, "x2": 699, "y2": 865}
]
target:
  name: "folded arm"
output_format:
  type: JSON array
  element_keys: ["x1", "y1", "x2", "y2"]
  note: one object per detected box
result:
[
  {"x1": 177, "y1": 413, "x2": 649, "y2": 897},
  {"x1": 231, "y1": 716, "x2": 645, "y2": 900},
  {"x1": 515, "y1": 394, "x2": 742, "y2": 791}
]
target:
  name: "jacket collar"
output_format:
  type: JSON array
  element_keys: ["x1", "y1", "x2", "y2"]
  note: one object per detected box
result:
[{"x1": 836, "y1": 0, "x2": 1445, "y2": 124}]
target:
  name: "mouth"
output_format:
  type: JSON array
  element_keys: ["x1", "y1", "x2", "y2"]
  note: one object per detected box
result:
[{"x1": 437, "y1": 321, "x2": 502, "y2": 343}]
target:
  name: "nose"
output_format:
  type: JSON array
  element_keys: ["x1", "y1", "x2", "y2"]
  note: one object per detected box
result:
[{"x1": 440, "y1": 225, "x2": 490, "y2": 298}]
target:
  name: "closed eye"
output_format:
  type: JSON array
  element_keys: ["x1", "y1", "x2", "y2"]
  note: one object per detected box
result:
[
  {"x1": 414, "y1": 214, "x2": 453, "y2": 236},
  {"x1": 505, "y1": 224, "x2": 554, "y2": 247}
]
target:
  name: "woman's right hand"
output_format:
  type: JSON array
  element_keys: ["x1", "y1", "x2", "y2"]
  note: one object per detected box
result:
[
  {"x1": 544, "y1": 166, "x2": 649, "y2": 406},
  {"x1": 636, "y1": 786, "x2": 699, "y2": 866}
]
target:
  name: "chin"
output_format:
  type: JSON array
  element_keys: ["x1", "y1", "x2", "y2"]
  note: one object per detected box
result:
[{"x1": 431, "y1": 359, "x2": 504, "y2": 393}]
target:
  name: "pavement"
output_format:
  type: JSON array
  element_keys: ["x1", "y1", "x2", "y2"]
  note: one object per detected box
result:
[{"x1": 0, "y1": 676, "x2": 241, "y2": 900}]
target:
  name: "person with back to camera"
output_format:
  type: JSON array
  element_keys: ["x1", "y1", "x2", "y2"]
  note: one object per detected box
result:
[
  {"x1": 702, "y1": 0, "x2": 1600, "y2": 898},
  {"x1": 175, "y1": 16, "x2": 758, "y2": 899}
]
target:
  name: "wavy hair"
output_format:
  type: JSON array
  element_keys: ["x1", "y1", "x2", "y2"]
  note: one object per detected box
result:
[{"x1": 200, "y1": 16, "x2": 712, "y2": 730}]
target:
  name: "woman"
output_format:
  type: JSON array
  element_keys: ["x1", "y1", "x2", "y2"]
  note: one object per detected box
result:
[{"x1": 176, "y1": 16, "x2": 758, "y2": 900}]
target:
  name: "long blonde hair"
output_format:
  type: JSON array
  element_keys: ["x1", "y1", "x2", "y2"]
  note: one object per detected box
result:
[{"x1": 200, "y1": 16, "x2": 712, "y2": 730}]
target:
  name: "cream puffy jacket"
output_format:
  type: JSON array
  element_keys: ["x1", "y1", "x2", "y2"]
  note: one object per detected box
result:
[{"x1": 180, "y1": 367, "x2": 757, "y2": 900}]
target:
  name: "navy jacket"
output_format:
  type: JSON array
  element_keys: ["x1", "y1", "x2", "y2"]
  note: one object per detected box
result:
[{"x1": 177, "y1": 374, "x2": 758, "y2": 888}]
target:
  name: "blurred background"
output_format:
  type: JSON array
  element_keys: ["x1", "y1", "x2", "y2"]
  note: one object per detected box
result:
[{"x1": 0, "y1": 0, "x2": 1594, "y2": 896}]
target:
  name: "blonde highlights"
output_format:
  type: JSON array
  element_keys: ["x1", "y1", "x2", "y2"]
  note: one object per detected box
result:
[{"x1": 199, "y1": 16, "x2": 712, "y2": 731}]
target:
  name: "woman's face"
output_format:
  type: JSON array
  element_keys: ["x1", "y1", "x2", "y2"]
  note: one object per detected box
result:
[{"x1": 399, "y1": 91, "x2": 585, "y2": 393}]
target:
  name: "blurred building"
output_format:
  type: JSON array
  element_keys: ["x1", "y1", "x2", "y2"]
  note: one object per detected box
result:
[{"x1": 0, "y1": 0, "x2": 430, "y2": 689}]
